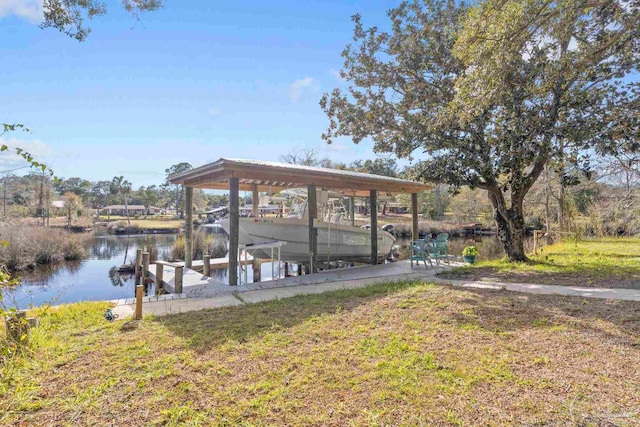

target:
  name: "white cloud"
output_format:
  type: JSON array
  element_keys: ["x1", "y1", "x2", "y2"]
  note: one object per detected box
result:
[
  {"x1": 289, "y1": 77, "x2": 315, "y2": 102},
  {"x1": 208, "y1": 108, "x2": 222, "y2": 117},
  {"x1": 0, "y1": 138, "x2": 51, "y2": 170},
  {"x1": 0, "y1": 0, "x2": 44, "y2": 23}
]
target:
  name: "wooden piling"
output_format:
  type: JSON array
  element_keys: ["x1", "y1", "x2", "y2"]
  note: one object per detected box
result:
[
  {"x1": 370, "y1": 190, "x2": 378, "y2": 265},
  {"x1": 252, "y1": 184, "x2": 259, "y2": 218},
  {"x1": 155, "y1": 263, "x2": 164, "y2": 295},
  {"x1": 411, "y1": 192, "x2": 419, "y2": 241},
  {"x1": 134, "y1": 248, "x2": 143, "y2": 283},
  {"x1": 175, "y1": 266, "x2": 184, "y2": 293},
  {"x1": 308, "y1": 183, "x2": 317, "y2": 273},
  {"x1": 135, "y1": 285, "x2": 143, "y2": 320},
  {"x1": 229, "y1": 178, "x2": 240, "y2": 286},
  {"x1": 185, "y1": 187, "x2": 194, "y2": 269},
  {"x1": 142, "y1": 252, "x2": 150, "y2": 285},
  {"x1": 203, "y1": 254, "x2": 211, "y2": 276},
  {"x1": 4, "y1": 310, "x2": 29, "y2": 344},
  {"x1": 252, "y1": 258, "x2": 261, "y2": 282}
]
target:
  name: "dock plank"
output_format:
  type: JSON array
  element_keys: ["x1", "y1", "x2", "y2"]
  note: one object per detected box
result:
[{"x1": 169, "y1": 252, "x2": 254, "y2": 272}]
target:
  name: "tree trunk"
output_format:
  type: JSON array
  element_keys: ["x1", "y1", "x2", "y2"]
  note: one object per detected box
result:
[
  {"x1": 123, "y1": 195, "x2": 131, "y2": 225},
  {"x1": 488, "y1": 191, "x2": 528, "y2": 262},
  {"x1": 558, "y1": 184, "x2": 565, "y2": 231}
]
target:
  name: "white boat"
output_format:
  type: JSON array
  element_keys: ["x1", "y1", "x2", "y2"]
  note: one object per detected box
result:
[{"x1": 220, "y1": 189, "x2": 395, "y2": 264}]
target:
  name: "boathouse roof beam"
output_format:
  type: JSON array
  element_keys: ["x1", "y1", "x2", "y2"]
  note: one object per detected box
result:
[{"x1": 170, "y1": 158, "x2": 431, "y2": 194}]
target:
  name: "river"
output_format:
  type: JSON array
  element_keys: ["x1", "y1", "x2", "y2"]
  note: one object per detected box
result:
[{"x1": 2, "y1": 229, "x2": 507, "y2": 309}]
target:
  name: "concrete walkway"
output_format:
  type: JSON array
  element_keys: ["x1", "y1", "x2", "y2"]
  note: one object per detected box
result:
[{"x1": 112, "y1": 260, "x2": 640, "y2": 318}]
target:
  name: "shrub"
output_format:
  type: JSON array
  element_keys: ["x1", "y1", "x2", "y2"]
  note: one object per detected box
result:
[
  {"x1": 462, "y1": 246, "x2": 479, "y2": 257},
  {"x1": 0, "y1": 225, "x2": 88, "y2": 270}
]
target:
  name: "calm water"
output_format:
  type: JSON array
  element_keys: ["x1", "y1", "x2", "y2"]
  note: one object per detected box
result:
[{"x1": 2, "y1": 229, "x2": 508, "y2": 309}]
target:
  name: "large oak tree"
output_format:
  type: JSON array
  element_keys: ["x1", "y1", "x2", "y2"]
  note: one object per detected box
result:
[{"x1": 321, "y1": 0, "x2": 639, "y2": 261}]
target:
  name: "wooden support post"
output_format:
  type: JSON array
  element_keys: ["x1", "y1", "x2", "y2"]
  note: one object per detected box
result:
[
  {"x1": 252, "y1": 184, "x2": 259, "y2": 218},
  {"x1": 175, "y1": 266, "x2": 184, "y2": 293},
  {"x1": 349, "y1": 196, "x2": 355, "y2": 226},
  {"x1": 252, "y1": 258, "x2": 261, "y2": 282},
  {"x1": 229, "y1": 178, "x2": 239, "y2": 286},
  {"x1": 203, "y1": 254, "x2": 211, "y2": 276},
  {"x1": 155, "y1": 263, "x2": 164, "y2": 295},
  {"x1": 370, "y1": 190, "x2": 378, "y2": 265},
  {"x1": 5, "y1": 310, "x2": 29, "y2": 344},
  {"x1": 411, "y1": 192, "x2": 419, "y2": 241},
  {"x1": 284, "y1": 262, "x2": 289, "y2": 277},
  {"x1": 135, "y1": 285, "x2": 143, "y2": 320},
  {"x1": 185, "y1": 187, "x2": 194, "y2": 269},
  {"x1": 307, "y1": 184, "x2": 317, "y2": 274},
  {"x1": 142, "y1": 252, "x2": 150, "y2": 286},
  {"x1": 134, "y1": 248, "x2": 142, "y2": 283}
]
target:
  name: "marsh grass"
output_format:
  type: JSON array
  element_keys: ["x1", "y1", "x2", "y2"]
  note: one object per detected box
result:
[
  {"x1": 1, "y1": 281, "x2": 639, "y2": 426},
  {"x1": 170, "y1": 231, "x2": 225, "y2": 261},
  {"x1": 0, "y1": 226, "x2": 88, "y2": 271},
  {"x1": 442, "y1": 237, "x2": 640, "y2": 288}
]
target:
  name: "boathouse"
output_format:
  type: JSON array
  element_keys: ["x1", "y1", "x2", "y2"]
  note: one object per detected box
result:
[{"x1": 169, "y1": 158, "x2": 430, "y2": 286}]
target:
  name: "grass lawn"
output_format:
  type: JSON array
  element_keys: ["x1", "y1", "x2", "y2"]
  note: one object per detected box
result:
[
  {"x1": 442, "y1": 237, "x2": 640, "y2": 289},
  {"x1": 129, "y1": 219, "x2": 183, "y2": 229},
  {"x1": 2, "y1": 281, "x2": 639, "y2": 426}
]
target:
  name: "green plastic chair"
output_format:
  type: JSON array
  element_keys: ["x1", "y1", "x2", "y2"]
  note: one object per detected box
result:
[
  {"x1": 410, "y1": 239, "x2": 433, "y2": 268},
  {"x1": 432, "y1": 233, "x2": 450, "y2": 265}
]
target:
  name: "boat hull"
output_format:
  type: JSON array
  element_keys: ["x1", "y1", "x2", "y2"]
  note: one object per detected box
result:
[{"x1": 220, "y1": 218, "x2": 395, "y2": 263}]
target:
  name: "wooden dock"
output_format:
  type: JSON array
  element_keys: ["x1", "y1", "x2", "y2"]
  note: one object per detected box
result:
[
  {"x1": 168, "y1": 252, "x2": 254, "y2": 273},
  {"x1": 143, "y1": 252, "x2": 255, "y2": 297}
]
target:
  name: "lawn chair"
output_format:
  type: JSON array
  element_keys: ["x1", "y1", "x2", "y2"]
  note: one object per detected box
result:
[
  {"x1": 432, "y1": 233, "x2": 450, "y2": 265},
  {"x1": 410, "y1": 239, "x2": 433, "y2": 268}
]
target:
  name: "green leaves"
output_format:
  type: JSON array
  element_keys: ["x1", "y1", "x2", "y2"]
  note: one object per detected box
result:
[
  {"x1": 322, "y1": 0, "x2": 638, "y2": 260},
  {"x1": 41, "y1": 0, "x2": 163, "y2": 42},
  {"x1": 1, "y1": 123, "x2": 55, "y2": 177}
]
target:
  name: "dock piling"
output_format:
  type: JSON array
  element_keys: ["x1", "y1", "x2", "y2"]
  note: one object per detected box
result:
[
  {"x1": 175, "y1": 266, "x2": 184, "y2": 293},
  {"x1": 135, "y1": 285, "x2": 143, "y2": 320},
  {"x1": 155, "y1": 263, "x2": 164, "y2": 295},
  {"x1": 203, "y1": 255, "x2": 211, "y2": 277},
  {"x1": 134, "y1": 248, "x2": 143, "y2": 283},
  {"x1": 142, "y1": 252, "x2": 150, "y2": 286},
  {"x1": 252, "y1": 258, "x2": 261, "y2": 282}
]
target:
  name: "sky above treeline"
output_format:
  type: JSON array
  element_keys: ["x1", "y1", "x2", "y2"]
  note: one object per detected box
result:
[{"x1": 0, "y1": 0, "x2": 401, "y2": 187}]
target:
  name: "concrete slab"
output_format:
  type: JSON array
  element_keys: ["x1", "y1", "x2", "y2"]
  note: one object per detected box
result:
[{"x1": 112, "y1": 294, "x2": 244, "y2": 318}]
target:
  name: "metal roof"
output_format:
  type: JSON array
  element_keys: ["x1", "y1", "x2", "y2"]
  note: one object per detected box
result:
[{"x1": 169, "y1": 158, "x2": 430, "y2": 195}]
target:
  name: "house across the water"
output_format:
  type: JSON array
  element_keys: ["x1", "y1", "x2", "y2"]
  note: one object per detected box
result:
[{"x1": 102, "y1": 205, "x2": 161, "y2": 216}]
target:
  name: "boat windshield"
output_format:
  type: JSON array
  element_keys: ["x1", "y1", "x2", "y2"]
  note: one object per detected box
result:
[{"x1": 286, "y1": 193, "x2": 348, "y2": 224}]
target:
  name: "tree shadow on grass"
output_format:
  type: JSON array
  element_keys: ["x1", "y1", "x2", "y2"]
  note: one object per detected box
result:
[
  {"x1": 447, "y1": 287, "x2": 640, "y2": 349},
  {"x1": 151, "y1": 280, "x2": 428, "y2": 353}
]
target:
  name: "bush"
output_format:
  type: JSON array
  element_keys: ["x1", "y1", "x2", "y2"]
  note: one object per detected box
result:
[
  {"x1": 0, "y1": 225, "x2": 88, "y2": 270},
  {"x1": 462, "y1": 246, "x2": 479, "y2": 257}
]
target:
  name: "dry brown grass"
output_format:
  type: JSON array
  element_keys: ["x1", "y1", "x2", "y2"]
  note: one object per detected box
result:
[
  {"x1": 0, "y1": 225, "x2": 88, "y2": 270},
  {"x1": 2, "y1": 281, "x2": 639, "y2": 426}
]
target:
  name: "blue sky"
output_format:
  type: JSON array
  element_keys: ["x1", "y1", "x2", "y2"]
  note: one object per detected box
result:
[{"x1": 0, "y1": 0, "x2": 400, "y2": 187}]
